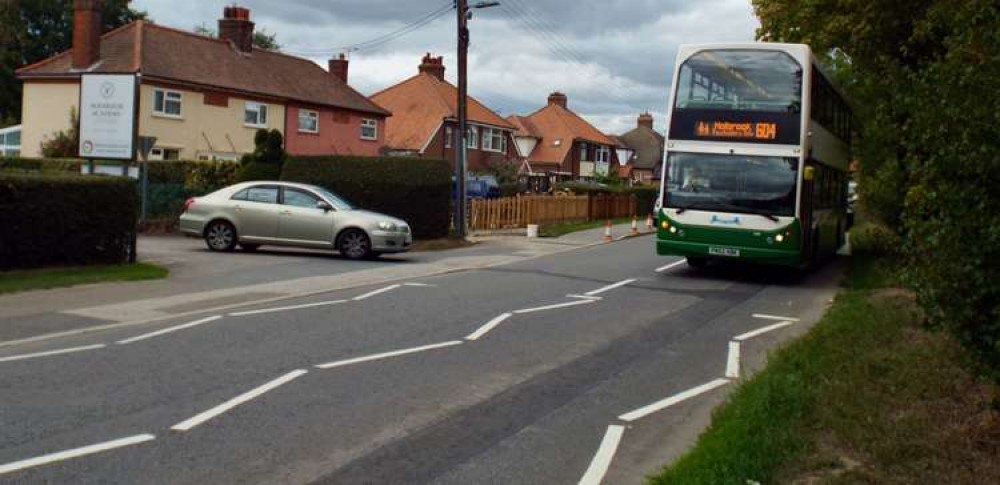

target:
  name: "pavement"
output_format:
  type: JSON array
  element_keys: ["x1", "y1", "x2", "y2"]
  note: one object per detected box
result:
[{"x1": 0, "y1": 225, "x2": 843, "y2": 484}]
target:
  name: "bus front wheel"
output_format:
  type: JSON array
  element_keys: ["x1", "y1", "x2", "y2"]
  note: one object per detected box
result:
[{"x1": 686, "y1": 257, "x2": 709, "y2": 268}]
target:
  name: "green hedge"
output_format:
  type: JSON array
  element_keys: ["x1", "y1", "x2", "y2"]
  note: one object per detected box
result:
[
  {"x1": 554, "y1": 181, "x2": 658, "y2": 216},
  {"x1": 0, "y1": 157, "x2": 81, "y2": 174},
  {"x1": 282, "y1": 156, "x2": 451, "y2": 239},
  {"x1": 0, "y1": 173, "x2": 138, "y2": 269}
]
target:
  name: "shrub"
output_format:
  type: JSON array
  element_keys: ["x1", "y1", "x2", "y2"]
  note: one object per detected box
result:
[
  {"x1": 282, "y1": 156, "x2": 451, "y2": 239},
  {"x1": 239, "y1": 129, "x2": 286, "y2": 182},
  {"x1": 850, "y1": 223, "x2": 902, "y2": 257},
  {"x1": 0, "y1": 173, "x2": 137, "y2": 269},
  {"x1": 0, "y1": 157, "x2": 81, "y2": 174}
]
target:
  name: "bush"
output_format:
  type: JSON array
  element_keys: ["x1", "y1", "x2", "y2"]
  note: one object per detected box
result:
[
  {"x1": 144, "y1": 160, "x2": 242, "y2": 221},
  {"x1": 0, "y1": 173, "x2": 137, "y2": 269},
  {"x1": 553, "y1": 181, "x2": 657, "y2": 216},
  {"x1": 282, "y1": 156, "x2": 451, "y2": 239},
  {"x1": 850, "y1": 222, "x2": 902, "y2": 257},
  {"x1": 239, "y1": 129, "x2": 286, "y2": 182},
  {"x1": 0, "y1": 157, "x2": 81, "y2": 174}
]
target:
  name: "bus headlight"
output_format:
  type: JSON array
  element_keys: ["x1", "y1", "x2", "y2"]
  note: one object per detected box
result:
[
  {"x1": 669, "y1": 226, "x2": 678, "y2": 234},
  {"x1": 775, "y1": 233, "x2": 785, "y2": 243}
]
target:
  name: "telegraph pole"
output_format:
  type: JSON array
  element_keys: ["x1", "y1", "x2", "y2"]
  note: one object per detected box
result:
[{"x1": 455, "y1": 0, "x2": 469, "y2": 237}]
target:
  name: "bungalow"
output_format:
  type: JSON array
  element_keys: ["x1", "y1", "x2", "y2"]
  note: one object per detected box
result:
[
  {"x1": 508, "y1": 92, "x2": 619, "y2": 180},
  {"x1": 16, "y1": 2, "x2": 390, "y2": 160},
  {"x1": 615, "y1": 112, "x2": 664, "y2": 184},
  {"x1": 370, "y1": 54, "x2": 517, "y2": 172}
]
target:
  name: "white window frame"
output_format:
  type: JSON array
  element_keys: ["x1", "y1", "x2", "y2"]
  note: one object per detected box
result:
[
  {"x1": 466, "y1": 126, "x2": 478, "y2": 150},
  {"x1": 579, "y1": 142, "x2": 590, "y2": 161},
  {"x1": 298, "y1": 109, "x2": 319, "y2": 133},
  {"x1": 244, "y1": 101, "x2": 268, "y2": 128},
  {"x1": 361, "y1": 118, "x2": 378, "y2": 140},
  {"x1": 482, "y1": 127, "x2": 505, "y2": 153},
  {"x1": 153, "y1": 88, "x2": 183, "y2": 118},
  {"x1": 445, "y1": 126, "x2": 453, "y2": 148},
  {"x1": 596, "y1": 145, "x2": 610, "y2": 163}
]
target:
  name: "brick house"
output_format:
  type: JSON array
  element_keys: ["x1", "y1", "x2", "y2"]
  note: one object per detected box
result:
[
  {"x1": 508, "y1": 92, "x2": 619, "y2": 180},
  {"x1": 370, "y1": 54, "x2": 517, "y2": 173},
  {"x1": 16, "y1": 2, "x2": 390, "y2": 160},
  {"x1": 615, "y1": 112, "x2": 664, "y2": 183}
]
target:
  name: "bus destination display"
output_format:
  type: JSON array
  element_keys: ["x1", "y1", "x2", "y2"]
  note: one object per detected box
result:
[
  {"x1": 695, "y1": 121, "x2": 777, "y2": 141},
  {"x1": 670, "y1": 109, "x2": 801, "y2": 145}
]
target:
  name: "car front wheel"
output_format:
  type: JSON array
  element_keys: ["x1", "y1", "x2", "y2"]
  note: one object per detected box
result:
[
  {"x1": 338, "y1": 229, "x2": 372, "y2": 260},
  {"x1": 205, "y1": 221, "x2": 237, "y2": 252}
]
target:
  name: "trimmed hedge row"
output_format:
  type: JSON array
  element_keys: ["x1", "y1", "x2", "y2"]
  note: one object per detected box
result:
[
  {"x1": 555, "y1": 181, "x2": 659, "y2": 216},
  {"x1": 0, "y1": 173, "x2": 138, "y2": 269},
  {"x1": 282, "y1": 156, "x2": 451, "y2": 239}
]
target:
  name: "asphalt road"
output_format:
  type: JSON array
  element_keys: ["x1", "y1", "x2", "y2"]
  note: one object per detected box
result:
[{"x1": 0, "y1": 236, "x2": 842, "y2": 484}]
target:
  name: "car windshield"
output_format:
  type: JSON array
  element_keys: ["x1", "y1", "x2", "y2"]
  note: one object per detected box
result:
[
  {"x1": 308, "y1": 185, "x2": 355, "y2": 210},
  {"x1": 665, "y1": 152, "x2": 798, "y2": 217}
]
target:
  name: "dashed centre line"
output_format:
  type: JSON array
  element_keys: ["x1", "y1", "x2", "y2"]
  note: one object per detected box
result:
[
  {"x1": 584, "y1": 279, "x2": 637, "y2": 297},
  {"x1": 229, "y1": 300, "x2": 348, "y2": 317},
  {"x1": 0, "y1": 434, "x2": 155, "y2": 475},
  {"x1": 577, "y1": 425, "x2": 625, "y2": 485},
  {"x1": 116, "y1": 316, "x2": 222, "y2": 345},
  {"x1": 465, "y1": 313, "x2": 513, "y2": 341},
  {"x1": 0, "y1": 344, "x2": 106, "y2": 364},
  {"x1": 352, "y1": 284, "x2": 402, "y2": 301},
  {"x1": 171, "y1": 370, "x2": 308, "y2": 431},
  {"x1": 513, "y1": 299, "x2": 596, "y2": 315},
  {"x1": 655, "y1": 260, "x2": 686, "y2": 273},
  {"x1": 315, "y1": 341, "x2": 463, "y2": 370}
]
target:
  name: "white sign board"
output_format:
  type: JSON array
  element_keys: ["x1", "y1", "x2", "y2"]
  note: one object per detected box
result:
[{"x1": 79, "y1": 74, "x2": 137, "y2": 160}]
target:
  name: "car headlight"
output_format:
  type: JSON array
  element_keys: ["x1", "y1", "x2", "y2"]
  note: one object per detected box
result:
[{"x1": 377, "y1": 221, "x2": 398, "y2": 231}]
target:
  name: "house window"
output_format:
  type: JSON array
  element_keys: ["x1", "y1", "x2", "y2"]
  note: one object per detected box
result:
[
  {"x1": 153, "y1": 89, "x2": 183, "y2": 117},
  {"x1": 482, "y1": 127, "x2": 505, "y2": 152},
  {"x1": 244, "y1": 102, "x2": 268, "y2": 127},
  {"x1": 466, "y1": 126, "x2": 478, "y2": 149},
  {"x1": 361, "y1": 118, "x2": 378, "y2": 140},
  {"x1": 149, "y1": 147, "x2": 180, "y2": 161},
  {"x1": 445, "y1": 126, "x2": 453, "y2": 148},
  {"x1": 298, "y1": 109, "x2": 319, "y2": 133},
  {"x1": 596, "y1": 145, "x2": 610, "y2": 163},
  {"x1": 579, "y1": 143, "x2": 589, "y2": 161}
]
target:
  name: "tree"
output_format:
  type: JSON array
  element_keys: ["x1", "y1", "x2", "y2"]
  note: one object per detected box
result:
[
  {"x1": 0, "y1": 0, "x2": 146, "y2": 124},
  {"x1": 239, "y1": 129, "x2": 286, "y2": 181},
  {"x1": 192, "y1": 23, "x2": 281, "y2": 51},
  {"x1": 753, "y1": 0, "x2": 1000, "y2": 378},
  {"x1": 39, "y1": 107, "x2": 78, "y2": 158}
]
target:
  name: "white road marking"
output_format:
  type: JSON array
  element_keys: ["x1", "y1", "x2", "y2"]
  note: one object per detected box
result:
[
  {"x1": 171, "y1": 370, "x2": 308, "y2": 431},
  {"x1": 115, "y1": 316, "x2": 222, "y2": 345},
  {"x1": 584, "y1": 279, "x2": 637, "y2": 296},
  {"x1": 578, "y1": 425, "x2": 626, "y2": 485},
  {"x1": 512, "y1": 299, "x2": 597, "y2": 315},
  {"x1": 352, "y1": 284, "x2": 402, "y2": 301},
  {"x1": 403, "y1": 282, "x2": 435, "y2": 287},
  {"x1": 655, "y1": 260, "x2": 686, "y2": 273},
  {"x1": 315, "y1": 341, "x2": 463, "y2": 370},
  {"x1": 752, "y1": 313, "x2": 800, "y2": 322},
  {"x1": 465, "y1": 313, "x2": 513, "y2": 341},
  {"x1": 229, "y1": 300, "x2": 348, "y2": 317},
  {"x1": 0, "y1": 344, "x2": 106, "y2": 364},
  {"x1": 734, "y1": 321, "x2": 795, "y2": 341},
  {"x1": 726, "y1": 341, "x2": 741, "y2": 379},
  {"x1": 566, "y1": 294, "x2": 603, "y2": 301},
  {"x1": 619, "y1": 378, "x2": 730, "y2": 422},
  {"x1": 0, "y1": 434, "x2": 155, "y2": 475}
]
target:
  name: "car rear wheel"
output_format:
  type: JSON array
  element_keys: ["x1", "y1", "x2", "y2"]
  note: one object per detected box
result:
[
  {"x1": 338, "y1": 229, "x2": 372, "y2": 260},
  {"x1": 205, "y1": 221, "x2": 237, "y2": 252}
]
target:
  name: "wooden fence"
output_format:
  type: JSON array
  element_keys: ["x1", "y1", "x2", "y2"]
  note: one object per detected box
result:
[{"x1": 468, "y1": 195, "x2": 637, "y2": 231}]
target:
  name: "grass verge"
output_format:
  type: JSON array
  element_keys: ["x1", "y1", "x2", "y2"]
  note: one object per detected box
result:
[
  {"x1": 0, "y1": 263, "x2": 169, "y2": 295},
  {"x1": 539, "y1": 217, "x2": 633, "y2": 238},
  {"x1": 650, "y1": 254, "x2": 1000, "y2": 484}
]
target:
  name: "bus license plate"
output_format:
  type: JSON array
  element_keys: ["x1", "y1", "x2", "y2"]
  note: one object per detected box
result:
[{"x1": 709, "y1": 247, "x2": 740, "y2": 257}]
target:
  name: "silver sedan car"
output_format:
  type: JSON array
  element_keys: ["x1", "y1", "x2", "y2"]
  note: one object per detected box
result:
[{"x1": 179, "y1": 181, "x2": 412, "y2": 260}]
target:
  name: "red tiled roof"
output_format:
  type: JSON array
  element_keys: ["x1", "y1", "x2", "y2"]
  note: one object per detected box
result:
[
  {"x1": 518, "y1": 103, "x2": 616, "y2": 165},
  {"x1": 370, "y1": 73, "x2": 514, "y2": 151},
  {"x1": 17, "y1": 21, "x2": 389, "y2": 116}
]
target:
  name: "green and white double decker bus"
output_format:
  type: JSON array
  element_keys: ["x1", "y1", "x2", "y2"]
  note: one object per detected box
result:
[{"x1": 657, "y1": 43, "x2": 852, "y2": 268}]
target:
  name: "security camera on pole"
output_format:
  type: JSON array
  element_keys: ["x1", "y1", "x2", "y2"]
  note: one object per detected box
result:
[{"x1": 454, "y1": 0, "x2": 500, "y2": 237}]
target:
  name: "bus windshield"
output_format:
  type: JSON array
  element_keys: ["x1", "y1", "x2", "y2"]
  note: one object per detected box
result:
[
  {"x1": 665, "y1": 152, "x2": 798, "y2": 217},
  {"x1": 675, "y1": 50, "x2": 802, "y2": 113}
]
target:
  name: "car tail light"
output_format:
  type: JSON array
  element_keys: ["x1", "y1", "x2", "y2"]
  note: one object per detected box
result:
[{"x1": 183, "y1": 198, "x2": 196, "y2": 213}]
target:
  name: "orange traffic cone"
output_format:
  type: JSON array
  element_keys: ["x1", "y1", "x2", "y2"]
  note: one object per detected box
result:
[
  {"x1": 630, "y1": 216, "x2": 640, "y2": 235},
  {"x1": 603, "y1": 220, "x2": 613, "y2": 241}
]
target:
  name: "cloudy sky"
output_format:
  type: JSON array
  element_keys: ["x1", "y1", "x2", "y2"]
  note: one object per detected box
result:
[{"x1": 132, "y1": 0, "x2": 759, "y2": 135}]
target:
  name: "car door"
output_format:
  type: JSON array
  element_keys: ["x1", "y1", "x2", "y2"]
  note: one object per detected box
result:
[
  {"x1": 277, "y1": 187, "x2": 335, "y2": 247},
  {"x1": 230, "y1": 185, "x2": 281, "y2": 241}
]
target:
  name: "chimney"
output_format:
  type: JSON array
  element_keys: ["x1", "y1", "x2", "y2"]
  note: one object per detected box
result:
[
  {"x1": 638, "y1": 112, "x2": 654, "y2": 130},
  {"x1": 219, "y1": 6, "x2": 255, "y2": 53},
  {"x1": 72, "y1": 0, "x2": 104, "y2": 69},
  {"x1": 418, "y1": 53, "x2": 446, "y2": 81},
  {"x1": 329, "y1": 53, "x2": 349, "y2": 83},
  {"x1": 548, "y1": 92, "x2": 568, "y2": 109}
]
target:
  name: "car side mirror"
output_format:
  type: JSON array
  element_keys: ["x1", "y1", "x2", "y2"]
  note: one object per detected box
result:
[{"x1": 317, "y1": 201, "x2": 333, "y2": 212}]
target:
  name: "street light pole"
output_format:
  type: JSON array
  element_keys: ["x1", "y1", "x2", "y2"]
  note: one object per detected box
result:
[
  {"x1": 455, "y1": 0, "x2": 469, "y2": 237},
  {"x1": 454, "y1": 0, "x2": 499, "y2": 238}
]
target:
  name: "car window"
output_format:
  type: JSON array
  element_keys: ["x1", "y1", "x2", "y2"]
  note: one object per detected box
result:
[
  {"x1": 283, "y1": 188, "x2": 321, "y2": 209},
  {"x1": 245, "y1": 186, "x2": 279, "y2": 204},
  {"x1": 231, "y1": 189, "x2": 249, "y2": 201}
]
